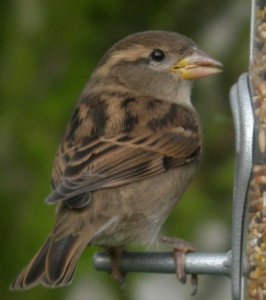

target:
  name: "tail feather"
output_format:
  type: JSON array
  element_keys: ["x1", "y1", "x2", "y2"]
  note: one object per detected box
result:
[
  {"x1": 45, "y1": 235, "x2": 86, "y2": 287},
  {"x1": 10, "y1": 238, "x2": 51, "y2": 290},
  {"x1": 10, "y1": 234, "x2": 88, "y2": 290}
]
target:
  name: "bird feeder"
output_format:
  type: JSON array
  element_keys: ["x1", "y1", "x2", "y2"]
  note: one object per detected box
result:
[{"x1": 93, "y1": 2, "x2": 265, "y2": 299}]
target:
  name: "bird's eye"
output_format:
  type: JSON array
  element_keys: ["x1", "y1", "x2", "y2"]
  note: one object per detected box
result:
[{"x1": 150, "y1": 49, "x2": 165, "y2": 62}]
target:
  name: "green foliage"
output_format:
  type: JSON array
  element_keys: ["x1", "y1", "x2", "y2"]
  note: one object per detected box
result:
[{"x1": 1, "y1": 0, "x2": 249, "y2": 299}]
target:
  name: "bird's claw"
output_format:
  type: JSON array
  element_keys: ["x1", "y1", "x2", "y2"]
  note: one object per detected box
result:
[
  {"x1": 160, "y1": 236, "x2": 198, "y2": 295},
  {"x1": 106, "y1": 247, "x2": 127, "y2": 287},
  {"x1": 191, "y1": 274, "x2": 198, "y2": 296}
]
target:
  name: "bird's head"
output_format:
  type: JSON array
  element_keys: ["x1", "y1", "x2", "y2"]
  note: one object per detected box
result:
[{"x1": 88, "y1": 31, "x2": 222, "y2": 105}]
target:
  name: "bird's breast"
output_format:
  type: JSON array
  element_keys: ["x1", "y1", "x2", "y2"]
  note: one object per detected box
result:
[{"x1": 90, "y1": 159, "x2": 199, "y2": 247}]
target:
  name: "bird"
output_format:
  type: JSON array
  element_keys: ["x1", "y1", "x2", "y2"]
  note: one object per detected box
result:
[{"x1": 10, "y1": 30, "x2": 222, "y2": 292}]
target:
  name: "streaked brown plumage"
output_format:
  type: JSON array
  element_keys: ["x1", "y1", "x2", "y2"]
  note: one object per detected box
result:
[{"x1": 10, "y1": 31, "x2": 222, "y2": 290}]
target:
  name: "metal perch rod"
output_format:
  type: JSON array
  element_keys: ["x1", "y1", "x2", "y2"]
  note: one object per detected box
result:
[{"x1": 93, "y1": 251, "x2": 231, "y2": 276}]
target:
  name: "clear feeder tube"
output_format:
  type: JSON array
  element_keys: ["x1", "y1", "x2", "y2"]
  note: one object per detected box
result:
[{"x1": 244, "y1": 1, "x2": 266, "y2": 299}]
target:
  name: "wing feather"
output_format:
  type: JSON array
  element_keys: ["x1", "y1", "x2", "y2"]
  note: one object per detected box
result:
[{"x1": 46, "y1": 94, "x2": 201, "y2": 205}]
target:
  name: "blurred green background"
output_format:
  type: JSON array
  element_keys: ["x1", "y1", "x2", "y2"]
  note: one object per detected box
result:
[{"x1": 1, "y1": 0, "x2": 250, "y2": 299}]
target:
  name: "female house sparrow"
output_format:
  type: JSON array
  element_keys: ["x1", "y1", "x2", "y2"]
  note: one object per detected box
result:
[{"x1": 10, "y1": 31, "x2": 222, "y2": 291}]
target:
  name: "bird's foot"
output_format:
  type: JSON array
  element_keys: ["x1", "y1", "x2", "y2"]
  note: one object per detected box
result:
[
  {"x1": 106, "y1": 247, "x2": 127, "y2": 287},
  {"x1": 160, "y1": 236, "x2": 198, "y2": 296}
]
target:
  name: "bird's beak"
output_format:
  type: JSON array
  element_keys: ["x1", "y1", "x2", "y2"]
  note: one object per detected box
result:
[{"x1": 171, "y1": 50, "x2": 223, "y2": 80}]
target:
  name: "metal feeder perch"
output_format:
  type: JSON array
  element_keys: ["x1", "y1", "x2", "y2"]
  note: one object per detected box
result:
[{"x1": 94, "y1": 1, "x2": 266, "y2": 299}]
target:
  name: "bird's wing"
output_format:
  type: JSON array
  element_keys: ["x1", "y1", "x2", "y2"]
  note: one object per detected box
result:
[{"x1": 46, "y1": 94, "x2": 201, "y2": 204}]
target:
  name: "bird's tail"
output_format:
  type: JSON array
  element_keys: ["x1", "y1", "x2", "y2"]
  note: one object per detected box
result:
[{"x1": 10, "y1": 231, "x2": 89, "y2": 290}]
